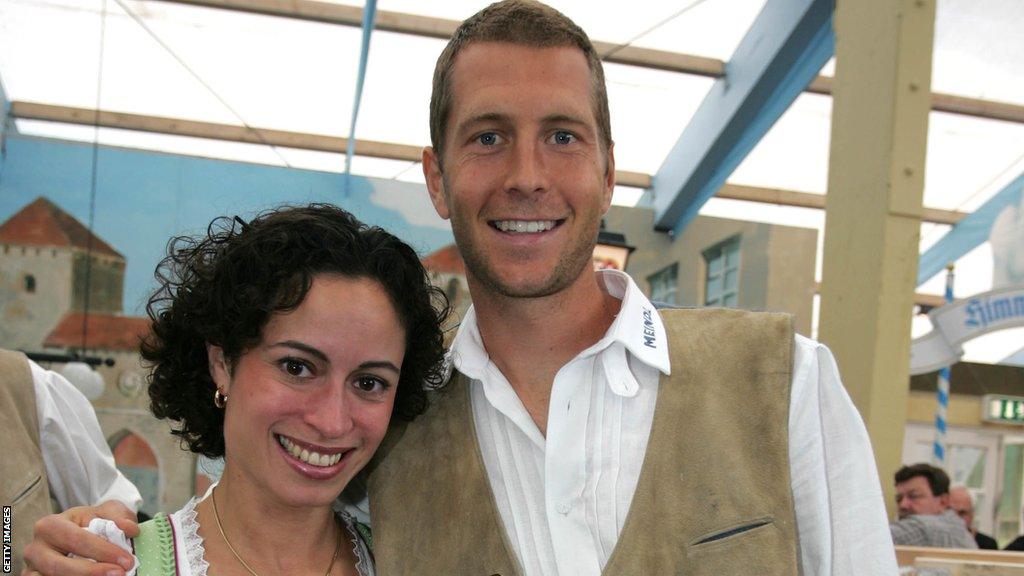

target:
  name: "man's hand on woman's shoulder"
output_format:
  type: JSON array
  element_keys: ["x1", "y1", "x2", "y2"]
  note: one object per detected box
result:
[{"x1": 22, "y1": 501, "x2": 138, "y2": 576}]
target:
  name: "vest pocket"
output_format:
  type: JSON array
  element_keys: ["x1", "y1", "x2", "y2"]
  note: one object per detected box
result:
[
  {"x1": 684, "y1": 517, "x2": 788, "y2": 576},
  {"x1": 11, "y1": 475, "x2": 43, "y2": 506},
  {"x1": 691, "y1": 517, "x2": 772, "y2": 545}
]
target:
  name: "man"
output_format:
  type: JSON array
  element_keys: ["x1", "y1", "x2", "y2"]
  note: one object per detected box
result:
[
  {"x1": 949, "y1": 485, "x2": 998, "y2": 549},
  {"x1": 23, "y1": 2, "x2": 898, "y2": 575},
  {"x1": 0, "y1": 349, "x2": 141, "y2": 575},
  {"x1": 891, "y1": 463, "x2": 977, "y2": 549}
]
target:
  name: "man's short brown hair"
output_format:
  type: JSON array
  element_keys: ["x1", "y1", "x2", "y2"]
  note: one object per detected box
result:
[
  {"x1": 895, "y1": 463, "x2": 951, "y2": 497},
  {"x1": 429, "y1": 0, "x2": 612, "y2": 163}
]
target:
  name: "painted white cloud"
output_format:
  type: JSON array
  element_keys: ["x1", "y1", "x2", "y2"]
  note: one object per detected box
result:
[{"x1": 368, "y1": 178, "x2": 452, "y2": 231}]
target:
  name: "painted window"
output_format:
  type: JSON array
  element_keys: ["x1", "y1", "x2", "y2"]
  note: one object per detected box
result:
[
  {"x1": 24, "y1": 274, "x2": 36, "y2": 293},
  {"x1": 648, "y1": 263, "x2": 678, "y2": 306},
  {"x1": 704, "y1": 237, "x2": 740, "y2": 307}
]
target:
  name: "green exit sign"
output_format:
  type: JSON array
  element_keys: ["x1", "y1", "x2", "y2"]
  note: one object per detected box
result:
[{"x1": 983, "y1": 395, "x2": 1024, "y2": 424}]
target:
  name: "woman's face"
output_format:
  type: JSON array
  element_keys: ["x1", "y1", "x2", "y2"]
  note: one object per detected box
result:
[{"x1": 209, "y1": 273, "x2": 406, "y2": 509}]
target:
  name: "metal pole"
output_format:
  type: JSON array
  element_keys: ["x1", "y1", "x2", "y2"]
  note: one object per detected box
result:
[{"x1": 933, "y1": 262, "x2": 955, "y2": 465}]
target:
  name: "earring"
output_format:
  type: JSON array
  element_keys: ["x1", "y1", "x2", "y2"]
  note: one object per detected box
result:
[{"x1": 214, "y1": 389, "x2": 228, "y2": 408}]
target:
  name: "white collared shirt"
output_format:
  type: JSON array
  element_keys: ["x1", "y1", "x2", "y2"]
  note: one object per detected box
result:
[
  {"x1": 450, "y1": 269, "x2": 897, "y2": 576},
  {"x1": 30, "y1": 360, "x2": 142, "y2": 512}
]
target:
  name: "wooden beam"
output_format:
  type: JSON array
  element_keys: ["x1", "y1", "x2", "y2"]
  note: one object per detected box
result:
[
  {"x1": 809, "y1": 76, "x2": 1024, "y2": 124},
  {"x1": 157, "y1": 0, "x2": 1024, "y2": 126},
  {"x1": 717, "y1": 183, "x2": 966, "y2": 225},
  {"x1": 158, "y1": 0, "x2": 725, "y2": 77},
  {"x1": 9, "y1": 100, "x2": 424, "y2": 161},
  {"x1": 813, "y1": 282, "x2": 945, "y2": 309},
  {"x1": 614, "y1": 170, "x2": 651, "y2": 188},
  {"x1": 10, "y1": 101, "x2": 967, "y2": 226}
]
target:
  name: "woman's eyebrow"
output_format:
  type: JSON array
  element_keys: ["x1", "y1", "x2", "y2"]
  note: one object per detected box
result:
[
  {"x1": 358, "y1": 361, "x2": 402, "y2": 375},
  {"x1": 267, "y1": 340, "x2": 328, "y2": 363}
]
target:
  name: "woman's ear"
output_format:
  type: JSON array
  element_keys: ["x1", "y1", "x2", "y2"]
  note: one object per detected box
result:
[{"x1": 207, "y1": 344, "x2": 231, "y2": 394}]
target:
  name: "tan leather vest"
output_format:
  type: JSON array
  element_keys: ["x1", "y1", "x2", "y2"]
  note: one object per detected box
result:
[
  {"x1": 370, "y1": 308, "x2": 798, "y2": 575},
  {"x1": 0, "y1": 349, "x2": 55, "y2": 575}
]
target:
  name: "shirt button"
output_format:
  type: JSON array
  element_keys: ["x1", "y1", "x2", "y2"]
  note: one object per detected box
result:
[{"x1": 556, "y1": 501, "x2": 572, "y2": 515}]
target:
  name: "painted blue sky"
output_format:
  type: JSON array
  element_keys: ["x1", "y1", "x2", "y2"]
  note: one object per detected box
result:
[{"x1": 0, "y1": 135, "x2": 454, "y2": 315}]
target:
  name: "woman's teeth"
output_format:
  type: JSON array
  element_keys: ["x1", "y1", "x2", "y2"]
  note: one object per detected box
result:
[
  {"x1": 277, "y1": 435, "x2": 343, "y2": 467},
  {"x1": 493, "y1": 220, "x2": 556, "y2": 233}
]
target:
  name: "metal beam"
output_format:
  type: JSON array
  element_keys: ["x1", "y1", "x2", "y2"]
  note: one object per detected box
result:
[
  {"x1": 916, "y1": 170, "x2": 1024, "y2": 285},
  {"x1": 647, "y1": 0, "x2": 835, "y2": 235},
  {"x1": 156, "y1": 0, "x2": 1024, "y2": 127},
  {"x1": 343, "y1": 0, "x2": 377, "y2": 181},
  {"x1": 9, "y1": 102, "x2": 965, "y2": 225}
]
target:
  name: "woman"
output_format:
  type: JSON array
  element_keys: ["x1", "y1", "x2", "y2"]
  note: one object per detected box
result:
[{"x1": 122, "y1": 204, "x2": 448, "y2": 575}]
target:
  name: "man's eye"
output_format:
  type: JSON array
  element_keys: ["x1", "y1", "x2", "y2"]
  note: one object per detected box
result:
[
  {"x1": 476, "y1": 132, "x2": 501, "y2": 146},
  {"x1": 281, "y1": 358, "x2": 312, "y2": 378},
  {"x1": 552, "y1": 131, "x2": 576, "y2": 145},
  {"x1": 355, "y1": 376, "x2": 390, "y2": 394}
]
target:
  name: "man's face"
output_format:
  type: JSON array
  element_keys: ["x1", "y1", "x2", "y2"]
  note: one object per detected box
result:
[
  {"x1": 895, "y1": 475, "x2": 949, "y2": 519},
  {"x1": 949, "y1": 488, "x2": 975, "y2": 528},
  {"x1": 424, "y1": 42, "x2": 615, "y2": 299}
]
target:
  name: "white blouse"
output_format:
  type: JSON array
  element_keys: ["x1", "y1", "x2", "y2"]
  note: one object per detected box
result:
[{"x1": 88, "y1": 486, "x2": 374, "y2": 576}]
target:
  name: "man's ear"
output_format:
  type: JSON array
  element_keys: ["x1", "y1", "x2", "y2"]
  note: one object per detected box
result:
[
  {"x1": 939, "y1": 493, "x2": 951, "y2": 509},
  {"x1": 207, "y1": 344, "x2": 231, "y2": 394},
  {"x1": 423, "y1": 146, "x2": 451, "y2": 220},
  {"x1": 601, "y1": 142, "x2": 616, "y2": 214}
]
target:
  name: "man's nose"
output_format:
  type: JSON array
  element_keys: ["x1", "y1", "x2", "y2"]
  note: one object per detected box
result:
[{"x1": 504, "y1": 139, "x2": 547, "y2": 195}]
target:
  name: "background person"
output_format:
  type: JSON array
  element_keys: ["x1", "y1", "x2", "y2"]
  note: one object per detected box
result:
[
  {"x1": 949, "y1": 485, "x2": 997, "y2": 549},
  {"x1": 21, "y1": 205, "x2": 448, "y2": 576},
  {"x1": 1, "y1": 348, "x2": 141, "y2": 575},
  {"x1": 891, "y1": 463, "x2": 977, "y2": 548}
]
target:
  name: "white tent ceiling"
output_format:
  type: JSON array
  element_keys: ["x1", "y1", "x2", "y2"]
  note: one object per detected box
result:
[{"x1": 2, "y1": 0, "x2": 1023, "y2": 360}]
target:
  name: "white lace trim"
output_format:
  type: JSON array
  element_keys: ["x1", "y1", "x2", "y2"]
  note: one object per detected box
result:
[
  {"x1": 173, "y1": 490, "x2": 373, "y2": 576},
  {"x1": 339, "y1": 511, "x2": 375, "y2": 576},
  {"x1": 173, "y1": 495, "x2": 210, "y2": 576}
]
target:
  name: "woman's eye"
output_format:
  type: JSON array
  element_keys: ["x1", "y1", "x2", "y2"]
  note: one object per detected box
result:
[
  {"x1": 281, "y1": 359, "x2": 312, "y2": 378},
  {"x1": 552, "y1": 131, "x2": 576, "y2": 145},
  {"x1": 476, "y1": 132, "x2": 502, "y2": 146},
  {"x1": 354, "y1": 376, "x2": 390, "y2": 394}
]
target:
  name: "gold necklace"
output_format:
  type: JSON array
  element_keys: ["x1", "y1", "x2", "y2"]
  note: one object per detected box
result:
[{"x1": 211, "y1": 486, "x2": 343, "y2": 576}]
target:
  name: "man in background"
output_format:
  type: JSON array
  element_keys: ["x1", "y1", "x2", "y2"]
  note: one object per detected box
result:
[
  {"x1": 891, "y1": 463, "x2": 977, "y2": 548},
  {"x1": 949, "y1": 485, "x2": 998, "y2": 549}
]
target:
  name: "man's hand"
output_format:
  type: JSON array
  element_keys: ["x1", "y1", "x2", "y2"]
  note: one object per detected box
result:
[{"x1": 22, "y1": 501, "x2": 139, "y2": 576}]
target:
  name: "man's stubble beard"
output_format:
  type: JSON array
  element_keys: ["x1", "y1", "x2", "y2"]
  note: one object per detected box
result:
[{"x1": 445, "y1": 187, "x2": 602, "y2": 301}]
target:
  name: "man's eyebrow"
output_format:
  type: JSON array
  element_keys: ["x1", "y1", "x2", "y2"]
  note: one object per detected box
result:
[
  {"x1": 541, "y1": 113, "x2": 590, "y2": 126},
  {"x1": 267, "y1": 341, "x2": 328, "y2": 363},
  {"x1": 455, "y1": 112, "x2": 510, "y2": 131}
]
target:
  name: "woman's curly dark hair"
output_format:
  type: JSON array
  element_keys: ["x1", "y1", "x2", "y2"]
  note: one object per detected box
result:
[{"x1": 140, "y1": 204, "x2": 450, "y2": 458}]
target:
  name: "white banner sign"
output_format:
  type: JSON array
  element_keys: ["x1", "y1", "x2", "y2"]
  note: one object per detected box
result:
[{"x1": 910, "y1": 284, "x2": 1024, "y2": 375}]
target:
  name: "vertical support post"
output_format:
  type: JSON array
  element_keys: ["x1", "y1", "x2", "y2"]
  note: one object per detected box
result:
[
  {"x1": 933, "y1": 264, "x2": 955, "y2": 466},
  {"x1": 818, "y1": 0, "x2": 936, "y2": 518}
]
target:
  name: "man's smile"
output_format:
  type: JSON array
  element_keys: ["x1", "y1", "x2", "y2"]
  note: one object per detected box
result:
[{"x1": 489, "y1": 219, "x2": 564, "y2": 234}]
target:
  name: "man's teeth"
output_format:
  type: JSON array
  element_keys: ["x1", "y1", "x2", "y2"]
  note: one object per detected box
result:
[
  {"x1": 277, "y1": 435, "x2": 343, "y2": 467},
  {"x1": 493, "y1": 220, "x2": 556, "y2": 233}
]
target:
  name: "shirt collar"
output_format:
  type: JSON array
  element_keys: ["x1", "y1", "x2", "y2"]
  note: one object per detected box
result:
[{"x1": 447, "y1": 270, "x2": 672, "y2": 386}]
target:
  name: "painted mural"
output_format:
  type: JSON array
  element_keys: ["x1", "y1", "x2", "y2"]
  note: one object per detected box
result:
[
  {"x1": 0, "y1": 132, "x2": 461, "y2": 512},
  {"x1": 0, "y1": 134, "x2": 455, "y2": 317}
]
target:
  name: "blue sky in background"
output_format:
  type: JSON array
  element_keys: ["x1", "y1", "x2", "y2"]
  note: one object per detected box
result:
[{"x1": 0, "y1": 135, "x2": 454, "y2": 315}]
